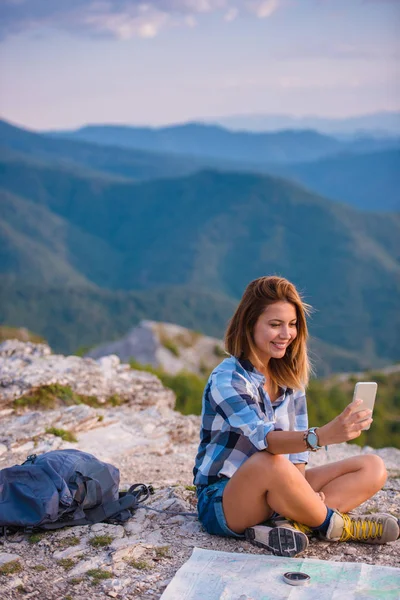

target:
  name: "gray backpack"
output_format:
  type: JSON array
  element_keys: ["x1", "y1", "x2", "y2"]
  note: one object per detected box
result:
[{"x1": 0, "y1": 449, "x2": 154, "y2": 534}]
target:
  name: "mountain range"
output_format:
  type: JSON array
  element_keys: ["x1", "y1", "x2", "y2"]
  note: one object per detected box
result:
[
  {"x1": 211, "y1": 110, "x2": 400, "y2": 136},
  {"x1": 47, "y1": 121, "x2": 400, "y2": 165},
  {"x1": 0, "y1": 118, "x2": 399, "y2": 374},
  {"x1": 2, "y1": 119, "x2": 399, "y2": 211}
]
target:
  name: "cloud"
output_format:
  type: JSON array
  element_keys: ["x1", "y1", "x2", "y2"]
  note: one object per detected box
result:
[
  {"x1": 224, "y1": 7, "x2": 239, "y2": 21},
  {"x1": 0, "y1": 0, "x2": 282, "y2": 41},
  {"x1": 245, "y1": 0, "x2": 279, "y2": 19}
]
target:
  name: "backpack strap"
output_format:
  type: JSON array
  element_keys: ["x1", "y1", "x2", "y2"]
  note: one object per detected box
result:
[{"x1": 39, "y1": 484, "x2": 154, "y2": 530}]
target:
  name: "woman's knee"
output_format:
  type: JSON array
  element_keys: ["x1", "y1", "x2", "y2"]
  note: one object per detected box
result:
[
  {"x1": 361, "y1": 454, "x2": 387, "y2": 488},
  {"x1": 246, "y1": 451, "x2": 291, "y2": 477}
]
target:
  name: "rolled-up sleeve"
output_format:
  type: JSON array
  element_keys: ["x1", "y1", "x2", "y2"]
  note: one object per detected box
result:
[
  {"x1": 289, "y1": 390, "x2": 309, "y2": 464},
  {"x1": 209, "y1": 370, "x2": 275, "y2": 451}
]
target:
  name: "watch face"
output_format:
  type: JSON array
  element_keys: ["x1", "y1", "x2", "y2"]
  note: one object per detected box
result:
[{"x1": 308, "y1": 432, "x2": 318, "y2": 447}]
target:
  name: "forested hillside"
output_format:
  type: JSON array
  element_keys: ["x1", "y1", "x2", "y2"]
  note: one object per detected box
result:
[
  {"x1": 129, "y1": 357, "x2": 400, "y2": 450},
  {"x1": 1, "y1": 120, "x2": 399, "y2": 375},
  {"x1": 274, "y1": 149, "x2": 400, "y2": 211},
  {"x1": 307, "y1": 368, "x2": 400, "y2": 449}
]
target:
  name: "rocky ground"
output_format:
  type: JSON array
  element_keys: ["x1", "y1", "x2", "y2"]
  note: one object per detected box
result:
[{"x1": 0, "y1": 341, "x2": 399, "y2": 599}]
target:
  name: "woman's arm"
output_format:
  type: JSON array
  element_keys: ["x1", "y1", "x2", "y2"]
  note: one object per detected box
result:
[
  {"x1": 266, "y1": 430, "x2": 307, "y2": 454},
  {"x1": 294, "y1": 463, "x2": 306, "y2": 477},
  {"x1": 266, "y1": 399, "x2": 373, "y2": 454}
]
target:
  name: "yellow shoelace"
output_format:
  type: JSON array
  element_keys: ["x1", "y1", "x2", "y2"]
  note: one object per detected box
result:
[
  {"x1": 340, "y1": 513, "x2": 383, "y2": 542},
  {"x1": 290, "y1": 521, "x2": 313, "y2": 535}
]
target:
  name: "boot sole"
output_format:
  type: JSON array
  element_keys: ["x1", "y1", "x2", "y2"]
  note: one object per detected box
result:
[{"x1": 245, "y1": 526, "x2": 309, "y2": 558}]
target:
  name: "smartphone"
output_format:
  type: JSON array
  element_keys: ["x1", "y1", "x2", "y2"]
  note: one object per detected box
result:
[{"x1": 353, "y1": 382, "x2": 377, "y2": 430}]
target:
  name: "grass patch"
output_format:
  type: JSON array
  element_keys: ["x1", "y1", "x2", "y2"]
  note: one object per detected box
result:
[
  {"x1": 57, "y1": 558, "x2": 76, "y2": 570},
  {"x1": 154, "y1": 546, "x2": 171, "y2": 559},
  {"x1": 129, "y1": 359, "x2": 206, "y2": 415},
  {"x1": 86, "y1": 569, "x2": 112, "y2": 585},
  {"x1": 89, "y1": 534, "x2": 114, "y2": 548},
  {"x1": 97, "y1": 415, "x2": 104, "y2": 422},
  {"x1": 0, "y1": 560, "x2": 22, "y2": 575},
  {"x1": 56, "y1": 535, "x2": 80, "y2": 550},
  {"x1": 32, "y1": 565, "x2": 47, "y2": 572},
  {"x1": 69, "y1": 577, "x2": 84, "y2": 585},
  {"x1": 14, "y1": 383, "x2": 126, "y2": 411},
  {"x1": 184, "y1": 485, "x2": 196, "y2": 492},
  {"x1": 128, "y1": 559, "x2": 152, "y2": 570},
  {"x1": 0, "y1": 325, "x2": 45, "y2": 344},
  {"x1": 108, "y1": 394, "x2": 123, "y2": 406},
  {"x1": 175, "y1": 330, "x2": 202, "y2": 347},
  {"x1": 213, "y1": 344, "x2": 226, "y2": 358},
  {"x1": 162, "y1": 338, "x2": 180, "y2": 357},
  {"x1": 28, "y1": 533, "x2": 46, "y2": 544},
  {"x1": 199, "y1": 362, "x2": 210, "y2": 377},
  {"x1": 14, "y1": 383, "x2": 86, "y2": 410},
  {"x1": 74, "y1": 345, "x2": 93, "y2": 357},
  {"x1": 45, "y1": 427, "x2": 77, "y2": 443}
]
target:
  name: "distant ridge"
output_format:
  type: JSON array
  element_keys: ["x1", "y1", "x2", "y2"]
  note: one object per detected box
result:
[
  {"x1": 210, "y1": 110, "x2": 400, "y2": 136},
  {"x1": 45, "y1": 120, "x2": 399, "y2": 165},
  {"x1": 2, "y1": 119, "x2": 399, "y2": 210}
]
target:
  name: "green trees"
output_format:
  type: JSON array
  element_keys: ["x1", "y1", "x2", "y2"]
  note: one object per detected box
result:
[{"x1": 130, "y1": 360, "x2": 400, "y2": 450}]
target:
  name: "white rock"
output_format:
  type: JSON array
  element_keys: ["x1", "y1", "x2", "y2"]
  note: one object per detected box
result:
[
  {"x1": 8, "y1": 576, "x2": 24, "y2": 589},
  {"x1": 11, "y1": 440, "x2": 34, "y2": 453},
  {"x1": 90, "y1": 523, "x2": 125, "y2": 539},
  {"x1": 68, "y1": 556, "x2": 110, "y2": 577},
  {"x1": 110, "y1": 539, "x2": 144, "y2": 563},
  {"x1": 143, "y1": 530, "x2": 164, "y2": 545},
  {"x1": 0, "y1": 553, "x2": 21, "y2": 566},
  {"x1": 53, "y1": 544, "x2": 87, "y2": 560},
  {"x1": 179, "y1": 520, "x2": 203, "y2": 535},
  {"x1": 97, "y1": 355, "x2": 121, "y2": 370},
  {"x1": 102, "y1": 577, "x2": 132, "y2": 592},
  {"x1": 0, "y1": 443, "x2": 8, "y2": 456},
  {"x1": 165, "y1": 515, "x2": 186, "y2": 525}
]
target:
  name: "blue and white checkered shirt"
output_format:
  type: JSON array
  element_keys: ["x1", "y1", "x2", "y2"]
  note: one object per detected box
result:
[{"x1": 193, "y1": 356, "x2": 309, "y2": 486}]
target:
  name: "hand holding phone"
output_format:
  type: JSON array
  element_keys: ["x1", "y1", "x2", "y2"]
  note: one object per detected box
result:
[{"x1": 352, "y1": 382, "x2": 377, "y2": 431}]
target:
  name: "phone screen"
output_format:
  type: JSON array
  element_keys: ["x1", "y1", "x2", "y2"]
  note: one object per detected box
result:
[{"x1": 353, "y1": 382, "x2": 377, "y2": 430}]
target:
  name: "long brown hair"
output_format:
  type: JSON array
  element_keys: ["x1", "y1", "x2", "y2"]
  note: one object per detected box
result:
[{"x1": 225, "y1": 276, "x2": 312, "y2": 390}]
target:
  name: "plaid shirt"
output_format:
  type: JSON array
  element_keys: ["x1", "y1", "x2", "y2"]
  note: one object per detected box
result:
[{"x1": 193, "y1": 356, "x2": 309, "y2": 486}]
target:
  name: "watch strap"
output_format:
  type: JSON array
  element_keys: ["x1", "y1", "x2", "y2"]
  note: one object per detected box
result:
[{"x1": 304, "y1": 427, "x2": 327, "y2": 452}]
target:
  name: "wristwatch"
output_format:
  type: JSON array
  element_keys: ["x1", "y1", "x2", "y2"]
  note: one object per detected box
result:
[{"x1": 304, "y1": 427, "x2": 326, "y2": 452}]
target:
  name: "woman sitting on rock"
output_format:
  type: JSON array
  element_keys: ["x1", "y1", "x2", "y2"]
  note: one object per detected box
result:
[{"x1": 193, "y1": 276, "x2": 399, "y2": 557}]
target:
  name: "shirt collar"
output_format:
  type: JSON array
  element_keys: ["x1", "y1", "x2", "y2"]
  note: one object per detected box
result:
[{"x1": 237, "y1": 356, "x2": 289, "y2": 393}]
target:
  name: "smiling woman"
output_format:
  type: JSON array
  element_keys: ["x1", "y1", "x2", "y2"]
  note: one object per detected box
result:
[{"x1": 193, "y1": 276, "x2": 399, "y2": 558}]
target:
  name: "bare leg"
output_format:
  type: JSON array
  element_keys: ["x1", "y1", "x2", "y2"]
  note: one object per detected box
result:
[
  {"x1": 305, "y1": 455, "x2": 387, "y2": 513},
  {"x1": 222, "y1": 451, "x2": 327, "y2": 534}
]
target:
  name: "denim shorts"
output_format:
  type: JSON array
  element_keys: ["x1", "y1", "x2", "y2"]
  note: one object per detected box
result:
[{"x1": 196, "y1": 478, "x2": 245, "y2": 539}]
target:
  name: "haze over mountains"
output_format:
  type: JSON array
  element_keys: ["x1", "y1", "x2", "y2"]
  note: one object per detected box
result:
[
  {"x1": 48, "y1": 121, "x2": 400, "y2": 166},
  {"x1": 0, "y1": 117, "x2": 399, "y2": 375},
  {"x1": 211, "y1": 110, "x2": 400, "y2": 136}
]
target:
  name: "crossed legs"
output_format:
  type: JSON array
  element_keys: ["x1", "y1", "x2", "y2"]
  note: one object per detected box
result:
[{"x1": 222, "y1": 451, "x2": 387, "y2": 534}]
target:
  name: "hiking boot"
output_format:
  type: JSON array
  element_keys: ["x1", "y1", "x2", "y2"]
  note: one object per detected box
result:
[
  {"x1": 324, "y1": 510, "x2": 400, "y2": 544},
  {"x1": 245, "y1": 524, "x2": 309, "y2": 558}
]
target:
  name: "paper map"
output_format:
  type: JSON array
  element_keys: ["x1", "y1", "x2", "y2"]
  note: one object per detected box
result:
[{"x1": 160, "y1": 547, "x2": 400, "y2": 600}]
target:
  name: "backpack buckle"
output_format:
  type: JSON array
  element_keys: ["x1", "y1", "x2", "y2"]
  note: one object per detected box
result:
[{"x1": 25, "y1": 454, "x2": 37, "y2": 463}]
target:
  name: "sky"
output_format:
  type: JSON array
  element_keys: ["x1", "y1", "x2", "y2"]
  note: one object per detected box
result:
[{"x1": 0, "y1": 0, "x2": 399, "y2": 130}]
